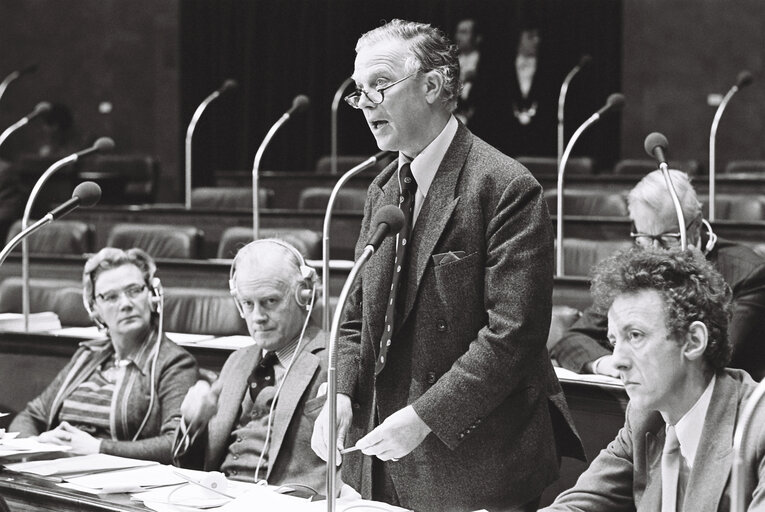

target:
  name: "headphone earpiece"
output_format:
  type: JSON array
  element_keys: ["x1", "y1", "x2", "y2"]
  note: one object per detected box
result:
[
  {"x1": 149, "y1": 277, "x2": 163, "y2": 313},
  {"x1": 701, "y1": 219, "x2": 718, "y2": 255}
]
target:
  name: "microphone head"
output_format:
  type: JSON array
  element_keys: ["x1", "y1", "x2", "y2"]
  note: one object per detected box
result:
[
  {"x1": 579, "y1": 54, "x2": 592, "y2": 67},
  {"x1": 219, "y1": 79, "x2": 238, "y2": 93},
  {"x1": 606, "y1": 93, "x2": 625, "y2": 110},
  {"x1": 736, "y1": 70, "x2": 753, "y2": 89},
  {"x1": 92, "y1": 137, "x2": 115, "y2": 152},
  {"x1": 72, "y1": 181, "x2": 102, "y2": 207},
  {"x1": 33, "y1": 101, "x2": 52, "y2": 115},
  {"x1": 644, "y1": 132, "x2": 669, "y2": 159},
  {"x1": 290, "y1": 94, "x2": 311, "y2": 114},
  {"x1": 372, "y1": 205, "x2": 406, "y2": 237}
]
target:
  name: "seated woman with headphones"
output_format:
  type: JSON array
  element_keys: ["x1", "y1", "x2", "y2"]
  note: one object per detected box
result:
[{"x1": 10, "y1": 247, "x2": 199, "y2": 463}]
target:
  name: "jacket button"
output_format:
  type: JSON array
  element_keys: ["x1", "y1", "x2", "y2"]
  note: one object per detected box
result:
[
  {"x1": 436, "y1": 319, "x2": 447, "y2": 332},
  {"x1": 458, "y1": 433, "x2": 465, "y2": 440},
  {"x1": 426, "y1": 372, "x2": 437, "y2": 384},
  {"x1": 352, "y1": 402, "x2": 360, "y2": 410}
]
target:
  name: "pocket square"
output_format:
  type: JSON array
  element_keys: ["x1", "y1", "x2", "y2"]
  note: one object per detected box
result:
[{"x1": 432, "y1": 251, "x2": 466, "y2": 265}]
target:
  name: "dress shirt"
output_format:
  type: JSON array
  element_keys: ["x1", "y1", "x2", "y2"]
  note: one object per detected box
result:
[
  {"x1": 398, "y1": 115, "x2": 459, "y2": 225},
  {"x1": 271, "y1": 335, "x2": 301, "y2": 386},
  {"x1": 672, "y1": 375, "x2": 716, "y2": 468},
  {"x1": 515, "y1": 55, "x2": 537, "y2": 98}
]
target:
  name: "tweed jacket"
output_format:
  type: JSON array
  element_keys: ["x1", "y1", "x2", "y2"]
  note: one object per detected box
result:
[
  {"x1": 542, "y1": 369, "x2": 765, "y2": 511},
  {"x1": 10, "y1": 332, "x2": 198, "y2": 464},
  {"x1": 552, "y1": 239, "x2": 765, "y2": 380},
  {"x1": 175, "y1": 323, "x2": 329, "y2": 493},
  {"x1": 336, "y1": 123, "x2": 585, "y2": 512}
]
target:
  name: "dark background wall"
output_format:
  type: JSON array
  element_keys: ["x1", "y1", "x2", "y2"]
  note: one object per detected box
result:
[{"x1": 0, "y1": 0, "x2": 763, "y2": 203}]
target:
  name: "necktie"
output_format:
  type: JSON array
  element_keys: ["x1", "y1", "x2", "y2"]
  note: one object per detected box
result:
[
  {"x1": 661, "y1": 425, "x2": 681, "y2": 512},
  {"x1": 247, "y1": 351, "x2": 278, "y2": 403},
  {"x1": 375, "y1": 164, "x2": 417, "y2": 375}
]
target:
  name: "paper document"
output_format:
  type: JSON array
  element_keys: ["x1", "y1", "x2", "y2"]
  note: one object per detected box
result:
[
  {"x1": 192, "y1": 336, "x2": 255, "y2": 350},
  {"x1": 60, "y1": 464, "x2": 187, "y2": 494},
  {"x1": 167, "y1": 332, "x2": 216, "y2": 344},
  {"x1": 51, "y1": 326, "x2": 103, "y2": 338},
  {"x1": 5, "y1": 453, "x2": 155, "y2": 477},
  {"x1": 0, "y1": 437, "x2": 72, "y2": 458},
  {"x1": 133, "y1": 470, "x2": 263, "y2": 511},
  {"x1": 554, "y1": 366, "x2": 624, "y2": 388}
]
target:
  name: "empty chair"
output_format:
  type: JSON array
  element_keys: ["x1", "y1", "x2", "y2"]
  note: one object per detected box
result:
[
  {"x1": 547, "y1": 305, "x2": 581, "y2": 351},
  {"x1": 216, "y1": 227, "x2": 322, "y2": 259},
  {"x1": 191, "y1": 187, "x2": 274, "y2": 210},
  {"x1": 314, "y1": 154, "x2": 396, "y2": 174},
  {"x1": 106, "y1": 223, "x2": 204, "y2": 259},
  {"x1": 298, "y1": 187, "x2": 367, "y2": 212},
  {"x1": 724, "y1": 160, "x2": 765, "y2": 175},
  {"x1": 5, "y1": 219, "x2": 94, "y2": 255},
  {"x1": 0, "y1": 277, "x2": 90, "y2": 326},
  {"x1": 545, "y1": 189, "x2": 628, "y2": 217},
  {"x1": 612, "y1": 158, "x2": 701, "y2": 176},
  {"x1": 517, "y1": 156, "x2": 593, "y2": 176},
  {"x1": 700, "y1": 194, "x2": 765, "y2": 221},
  {"x1": 75, "y1": 154, "x2": 159, "y2": 204},
  {"x1": 163, "y1": 287, "x2": 247, "y2": 336},
  {"x1": 554, "y1": 238, "x2": 633, "y2": 277}
]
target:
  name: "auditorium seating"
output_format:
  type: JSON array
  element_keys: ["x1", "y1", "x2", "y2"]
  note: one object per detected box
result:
[
  {"x1": 517, "y1": 156, "x2": 594, "y2": 175},
  {"x1": 0, "y1": 278, "x2": 90, "y2": 326},
  {"x1": 724, "y1": 160, "x2": 765, "y2": 175},
  {"x1": 216, "y1": 227, "x2": 322, "y2": 259},
  {"x1": 106, "y1": 223, "x2": 204, "y2": 259},
  {"x1": 612, "y1": 158, "x2": 701, "y2": 176},
  {"x1": 545, "y1": 190, "x2": 629, "y2": 217},
  {"x1": 191, "y1": 187, "x2": 274, "y2": 210},
  {"x1": 5, "y1": 219, "x2": 94, "y2": 255},
  {"x1": 548, "y1": 305, "x2": 581, "y2": 351},
  {"x1": 163, "y1": 287, "x2": 247, "y2": 336},
  {"x1": 75, "y1": 154, "x2": 159, "y2": 205},
  {"x1": 700, "y1": 194, "x2": 765, "y2": 221},
  {"x1": 554, "y1": 238, "x2": 633, "y2": 277},
  {"x1": 298, "y1": 187, "x2": 367, "y2": 212},
  {"x1": 314, "y1": 154, "x2": 396, "y2": 174}
]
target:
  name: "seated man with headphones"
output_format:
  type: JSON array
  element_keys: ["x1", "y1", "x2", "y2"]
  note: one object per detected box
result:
[
  {"x1": 173, "y1": 239, "x2": 330, "y2": 495},
  {"x1": 10, "y1": 248, "x2": 199, "y2": 463},
  {"x1": 551, "y1": 169, "x2": 765, "y2": 381}
]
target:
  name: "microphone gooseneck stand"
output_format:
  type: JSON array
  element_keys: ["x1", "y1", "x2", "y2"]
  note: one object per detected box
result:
[
  {"x1": 644, "y1": 132, "x2": 686, "y2": 251},
  {"x1": 0, "y1": 102, "x2": 51, "y2": 149},
  {"x1": 331, "y1": 77, "x2": 354, "y2": 175},
  {"x1": 557, "y1": 56, "x2": 590, "y2": 167}
]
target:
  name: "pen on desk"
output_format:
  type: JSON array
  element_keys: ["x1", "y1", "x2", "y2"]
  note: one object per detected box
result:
[{"x1": 339, "y1": 445, "x2": 362, "y2": 455}]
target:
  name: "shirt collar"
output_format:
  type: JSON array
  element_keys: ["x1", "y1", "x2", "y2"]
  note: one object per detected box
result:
[
  {"x1": 397, "y1": 115, "x2": 458, "y2": 198},
  {"x1": 271, "y1": 335, "x2": 301, "y2": 369},
  {"x1": 671, "y1": 374, "x2": 716, "y2": 468}
]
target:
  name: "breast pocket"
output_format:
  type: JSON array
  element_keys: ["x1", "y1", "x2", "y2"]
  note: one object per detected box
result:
[{"x1": 433, "y1": 251, "x2": 481, "y2": 307}]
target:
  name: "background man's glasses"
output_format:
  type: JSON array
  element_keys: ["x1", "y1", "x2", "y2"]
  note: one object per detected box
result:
[
  {"x1": 630, "y1": 219, "x2": 696, "y2": 249},
  {"x1": 344, "y1": 72, "x2": 416, "y2": 109}
]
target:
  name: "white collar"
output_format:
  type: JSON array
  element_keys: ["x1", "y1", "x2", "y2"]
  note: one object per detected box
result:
[
  {"x1": 398, "y1": 115, "x2": 459, "y2": 199},
  {"x1": 671, "y1": 374, "x2": 716, "y2": 468}
]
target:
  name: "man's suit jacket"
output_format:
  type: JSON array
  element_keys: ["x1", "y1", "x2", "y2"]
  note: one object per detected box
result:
[
  {"x1": 337, "y1": 123, "x2": 585, "y2": 512},
  {"x1": 176, "y1": 324, "x2": 328, "y2": 492},
  {"x1": 542, "y1": 368, "x2": 765, "y2": 511},
  {"x1": 552, "y1": 239, "x2": 765, "y2": 380}
]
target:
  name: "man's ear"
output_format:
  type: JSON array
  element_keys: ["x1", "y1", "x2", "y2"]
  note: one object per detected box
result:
[
  {"x1": 423, "y1": 70, "x2": 445, "y2": 104},
  {"x1": 684, "y1": 320, "x2": 708, "y2": 361}
]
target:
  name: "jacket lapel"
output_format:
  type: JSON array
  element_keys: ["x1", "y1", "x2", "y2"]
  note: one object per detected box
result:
[
  {"x1": 682, "y1": 374, "x2": 736, "y2": 511},
  {"x1": 398, "y1": 125, "x2": 470, "y2": 325},
  {"x1": 267, "y1": 327, "x2": 324, "y2": 476}
]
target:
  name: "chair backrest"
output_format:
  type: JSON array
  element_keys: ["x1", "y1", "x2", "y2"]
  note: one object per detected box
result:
[
  {"x1": 163, "y1": 287, "x2": 247, "y2": 336},
  {"x1": 5, "y1": 219, "x2": 94, "y2": 255},
  {"x1": 298, "y1": 187, "x2": 367, "y2": 212},
  {"x1": 517, "y1": 156, "x2": 594, "y2": 175},
  {"x1": 612, "y1": 158, "x2": 701, "y2": 176},
  {"x1": 314, "y1": 154, "x2": 396, "y2": 175},
  {"x1": 545, "y1": 189, "x2": 628, "y2": 217},
  {"x1": 723, "y1": 160, "x2": 765, "y2": 175},
  {"x1": 700, "y1": 194, "x2": 765, "y2": 221},
  {"x1": 554, "y1": 238, "x2": 633, "y2": 277},
  {"x1": 106, "y1": 223, "x2": 204, "y2": 259},
  {"x1": 191, "y1": 187, "x2": 274, "y2": 210},
  {"x1": 547, "y1": 305, "x2": 582, "y2": 351},
  {"x1": 75, "y1": 154, "x2": 159, "y2": 204},
  {"x1": 0, "y1": 277, "x2": 90, "y2": 326},
  {"x1": 217, "y1": 227, "x2": 322, "y2": 260}
]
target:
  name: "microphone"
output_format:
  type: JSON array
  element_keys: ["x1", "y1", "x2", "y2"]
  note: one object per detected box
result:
[
  {"x1": 557, "y1": 55, "x2": 592, "y2": 164},
  {"x1": 184, "y1": 79, "x2": 239, "y2": 209},
  {"x1": 252, "y1": 94, "x2": 311, "y2": 238},
  {"x1": 644, "y1": 132, "x2": 687, "y2": 250},
  {"x1": 0, "y1": 64, "x2": 39, "y2": 107},
  {"x1": 555, "y1": 93, "x2": 625, "y2": 276},
  {"x1": 708, "y1": 70, "x2": 754, "y2": 221},
  {"x1": 0, "y1": 102, "x2": 53, "y2": 149},
  {"x1": 47, "y1": 181, "x2": 102, "y2": 221},
  {"x1": 364, "y1": 205, "x2": 406, "y2": 252}
]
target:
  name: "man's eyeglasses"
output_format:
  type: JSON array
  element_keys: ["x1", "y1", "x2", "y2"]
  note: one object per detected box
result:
[
  {"x1": 344, "y1": 72, "x2": 417, "y2": 109},
  {"x1": 96, "y1": 284, "x2": 147, "y2": 305},
  {"x1": 630, "y1": 219, "x2": 696, "y2": 249}
]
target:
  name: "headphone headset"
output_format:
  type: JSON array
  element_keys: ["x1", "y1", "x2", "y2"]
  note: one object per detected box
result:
[
  {"x1": 229, "y1": 238, "x2": 318, "y2": 315},
  {"x1": 700, "y1": 218, "x2": 718, "y2": 255}
]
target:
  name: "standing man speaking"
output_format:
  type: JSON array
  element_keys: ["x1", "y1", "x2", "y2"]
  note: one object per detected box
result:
[{"x1": 312, "y1": 19, "x2": 583, "y2": 512}]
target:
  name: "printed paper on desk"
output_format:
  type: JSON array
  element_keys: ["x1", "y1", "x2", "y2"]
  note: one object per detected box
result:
[
  {"x1": 134, "y1": 474, "x2": 262, "y2": 512},
  {"x1": 5, "y1": 453, "x2": 155, "y2": 477},
  {"x1": 51, "y1": 326, "x2": 103, "y2": 338},
  {"x1": 193, "y1": 336, "x2": 256, "y2": 350},
  {"x1": 166, "y1": 332, "x2": 216, "y2": 345},
  {"x1": 61, "y1": 464, "x2": 186, "y2": 493},
  {"x1": 217, "y1": 485, "x2": 313, "y2": 511},
  {"x1": 0, "y1": 437, "x2": 72, "y2": 458}
]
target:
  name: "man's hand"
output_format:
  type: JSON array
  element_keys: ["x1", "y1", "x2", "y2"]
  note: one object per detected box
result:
[
  {"x1": 180, "y1": 380, "x2": 220, "y2": 432},
  {"x1": 592, "y1": 355, "x2": 620, "y2": 378},
  {"x1": 311, "y1": 393, "x2": 353, "y2": 465},
  {"x1": 354, "y1": 405, "x2": 431, "y2": 461},
  {"x1": 38, "y1": 421, "x2": 101, "y2": 454}
]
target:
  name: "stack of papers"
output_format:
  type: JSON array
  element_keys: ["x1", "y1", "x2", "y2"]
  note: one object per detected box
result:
[
  {"x1": 61, "y1": 464, "x2": 186, "y2": 494},
  {"x1": 5, "y1": 453, "x2": 155, "y2": 477},
  {"x1": 0, "y1": 436, "x2": 72, "y2": 458},
  {"x1": 190, "y1": 336, "x2": 255, "y2": 351}
]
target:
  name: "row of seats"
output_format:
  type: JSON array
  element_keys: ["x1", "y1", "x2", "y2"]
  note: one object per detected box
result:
[
  {"x1": 190, "y1": 186, "x2": 368, "y2": 212},
  {"x1": 6, "y1": 221, "x2": 322, "y2": 260}
]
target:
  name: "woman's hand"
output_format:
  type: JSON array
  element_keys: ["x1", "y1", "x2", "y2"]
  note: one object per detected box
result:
[{"x1": 38, "y1": 421, "x2": 102, "y2": 455}]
